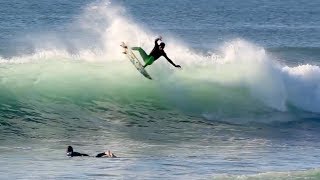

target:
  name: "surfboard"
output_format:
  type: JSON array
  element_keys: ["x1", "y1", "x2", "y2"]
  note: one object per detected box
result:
[{"x1": 120, "y1": 42, "x2": 152, "y2": 80}]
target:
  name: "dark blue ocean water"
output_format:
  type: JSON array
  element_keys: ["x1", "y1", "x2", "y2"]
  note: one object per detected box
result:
[{"x1": 1, "y1": 0, "x2": 320, "y2": 179}]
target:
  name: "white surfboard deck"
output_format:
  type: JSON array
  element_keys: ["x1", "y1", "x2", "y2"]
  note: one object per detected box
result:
[{"x1": 121, "y1": 42, "x2": 152, "y2": 80}]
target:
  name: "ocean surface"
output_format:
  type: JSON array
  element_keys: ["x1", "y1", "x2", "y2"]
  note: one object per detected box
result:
[{"x1": 1, "y1": 0, "x2": 320, "y2": 179}]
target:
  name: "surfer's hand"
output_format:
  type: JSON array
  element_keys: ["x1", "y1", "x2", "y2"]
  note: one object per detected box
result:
[
  {"x1": 158, "y1": 36, "x2": 162, "y2": 41},
  {"x1": 175, "y1": 65, "x2": 181, "y2": 68}
]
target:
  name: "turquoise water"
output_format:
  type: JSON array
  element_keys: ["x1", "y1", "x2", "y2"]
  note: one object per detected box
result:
[{"x1": 1, "y1": 0, "x2": 320, "y2": 179}]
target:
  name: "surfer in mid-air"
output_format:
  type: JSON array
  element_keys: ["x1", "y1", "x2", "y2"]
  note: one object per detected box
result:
[
  {"x1": 66, "y1": 146, "x2": 117, "y2": 158},
  {"x1": 123, "y1": 36, "x2": 181, "y2": 68}
]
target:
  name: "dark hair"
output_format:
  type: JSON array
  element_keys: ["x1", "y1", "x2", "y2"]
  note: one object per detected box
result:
[
  {"x1": 67, "y1": 146, "x2": 73, "y2": 153},
  {"x1": 160, "y1": 42, "x2": 165, "y2": 48}
]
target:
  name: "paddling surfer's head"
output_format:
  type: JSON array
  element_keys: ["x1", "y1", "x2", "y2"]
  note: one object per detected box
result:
[{"x1": 67, "y1": 146, "x2": 73, "y2": 156}]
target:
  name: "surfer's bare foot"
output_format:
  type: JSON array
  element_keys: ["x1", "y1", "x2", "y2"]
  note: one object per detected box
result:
[
  {"x1": 106, "y1": 150, "x2": 116, "y2": 158},
  {"x1": 122, "y1": 51, "x2": 127, "y2": 54}
]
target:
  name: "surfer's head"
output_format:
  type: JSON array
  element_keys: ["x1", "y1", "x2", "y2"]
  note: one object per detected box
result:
[
  {"x1": 67, "y1": 146, "x2": 73, "y2": 156},
  {"x1": 159, "y1": 42, "x2": 165, "y2": 50}
]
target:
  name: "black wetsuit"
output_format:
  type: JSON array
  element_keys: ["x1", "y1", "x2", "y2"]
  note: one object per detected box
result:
[
  {"x1": 131, "y1": 38, "x2": 180, "y2": 68},
  {"x1": 67, "y1": 146, "x2": 89, "y2": 157},
  {"x1": 149, "y1": 39, "x2": 169, "y2": 61},
  {"x1": 95, "y1": 153, "x2": 106, "y2": 158},
  {"x1": 66, "y1": 146, "x2": 115, "y2": 158},
  {"x1": 67, "y1": 151, "x2": 89, "y2": 157}
]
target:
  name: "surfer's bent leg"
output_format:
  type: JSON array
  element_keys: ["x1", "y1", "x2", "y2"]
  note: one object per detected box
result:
[
  {"x1": 95, "y1": 152, "x2": 106, "y2": 158},
  {"x1": 95, "y1": 150, "x2": 117, "y2": 158},
  {"x1": 144, "y1": 56, "x2": 155, "y2": 68},
  {"x1": 131, "y1": 47, "x2": 149, "y2": 62}
]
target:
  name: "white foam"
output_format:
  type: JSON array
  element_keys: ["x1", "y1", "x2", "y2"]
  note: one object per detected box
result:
[{"x1": 282, "y1": 65, "x2": 320, "y2": 113}]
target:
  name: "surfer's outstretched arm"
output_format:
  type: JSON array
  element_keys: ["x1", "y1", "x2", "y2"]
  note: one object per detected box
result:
[
  {"x1": 155, "y1": 37, "x2": 161, "y2": 46},
  {"x1": 163, "y1": 53, "x2": 181, "y2": 68}
]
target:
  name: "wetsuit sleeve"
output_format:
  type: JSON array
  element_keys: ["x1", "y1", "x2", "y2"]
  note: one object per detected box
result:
[
  {"x1": 72, "y1": 152, "x2": 89, "y2": 157},
  {"x1": 154, "y1": 38, "x2": 161, "y2": 46},
  {"x1": 163, "y1": 53, "x2": 177, "y2": 67}
]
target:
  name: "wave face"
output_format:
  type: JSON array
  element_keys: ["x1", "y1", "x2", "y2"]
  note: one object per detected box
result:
[{"x1": 1, "y1": 1, "x2": 320, "y2": 126}]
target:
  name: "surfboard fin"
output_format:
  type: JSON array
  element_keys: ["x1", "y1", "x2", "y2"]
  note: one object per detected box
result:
[{"x1": 120, "y1": 42, "x2": 127, "y2": 49}]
